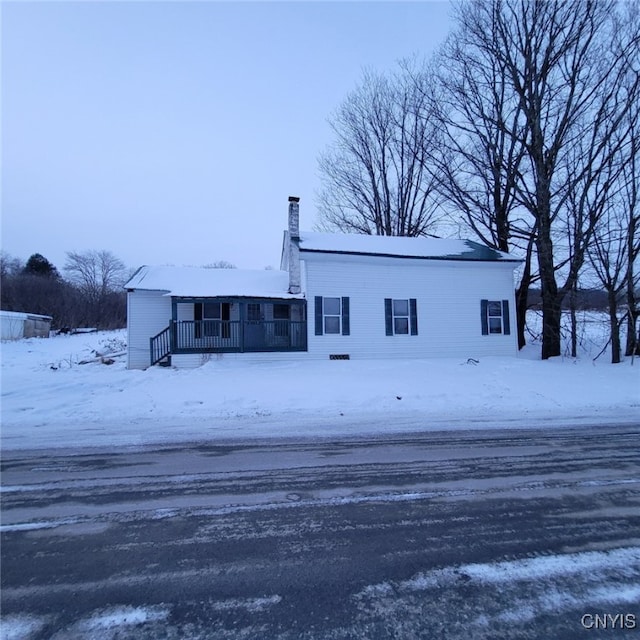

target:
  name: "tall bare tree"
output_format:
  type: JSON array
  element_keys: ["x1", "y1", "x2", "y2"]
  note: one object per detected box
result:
[
  {"x1": 428, "y1": 13, "x2": 534, "y2": 348},
  {"x1": 614, "y1": 1, "x2": 640, "y2": 358},
  {"x1": 586, "y1": 123, "x2": 638, "y2": 363},
  {"x1": 64, "y1": 250, "x2": 127, "y2": 329},
  {"x1": 621, "y1": 102, "x2": 640, "y2": 358},
  {"x1": 317, "y1": 64, "x2": 442, "y2": 237},
  {"x1": 65, "y1": 250, "x2": 127, "y2": 302},
  {"x1": 441, "y1": 0, "x2": 639, "y2": 359},
  {"x1": 589, "y1": 204, "x2": 631, "y2": 363}
]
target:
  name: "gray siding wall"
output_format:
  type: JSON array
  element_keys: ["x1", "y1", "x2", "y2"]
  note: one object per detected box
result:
[
  {"x1": 303, "y1": 253, "x2": 518, "y2": 359},
  {"x1": 127, "y1": 290, "x2": 171, "y2": 369}
]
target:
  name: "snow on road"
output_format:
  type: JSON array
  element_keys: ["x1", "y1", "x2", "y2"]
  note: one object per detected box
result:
[
  {"x1": 1, "y1": 324, "x2": 638, "y2": 450},
  {"x1": 354, "y1": 547, "x2": 640, "y2": 634}
]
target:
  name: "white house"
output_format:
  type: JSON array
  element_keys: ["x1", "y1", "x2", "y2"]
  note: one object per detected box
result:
[{"x1": 125, "y1": 197, "x2": 521, "y2": 369}]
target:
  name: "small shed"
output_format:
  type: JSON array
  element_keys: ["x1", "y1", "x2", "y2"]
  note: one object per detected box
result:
[{"x1": 0, "y1": 310, "x2": 53, "y2": 340}]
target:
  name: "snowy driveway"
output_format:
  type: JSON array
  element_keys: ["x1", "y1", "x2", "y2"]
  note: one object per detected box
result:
[{"x1": 2, "y1": 425, "x2": 639, "y2": 639}]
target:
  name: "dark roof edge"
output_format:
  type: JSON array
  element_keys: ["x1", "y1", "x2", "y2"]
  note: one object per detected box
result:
[{"x1": 298, "y1": 248, "x2": 523, "y2": 263}]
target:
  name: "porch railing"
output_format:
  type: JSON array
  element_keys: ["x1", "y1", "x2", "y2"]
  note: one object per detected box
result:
[
  {"x1": 173, "y1": 320, "x2": 307, "y2": 353},
  {"x1": 150, "y1": 326, "x2": 171, "y2": 366}
]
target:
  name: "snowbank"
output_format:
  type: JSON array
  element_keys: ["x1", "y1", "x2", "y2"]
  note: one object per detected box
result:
[{"x1": 1, "y1": 324, "x2": 637, "y2": 451}]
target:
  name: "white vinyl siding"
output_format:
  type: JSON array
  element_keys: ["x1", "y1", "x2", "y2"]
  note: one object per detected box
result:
[
  {"x1": 127, "y1": 290, "x2": 171, "y2": 369},
  {"x1": 303, "y1": 253, "x2": 517, "y2": 359},
  {"x1": 127, "y1": 251, "x2": 518, "y2": 368}
]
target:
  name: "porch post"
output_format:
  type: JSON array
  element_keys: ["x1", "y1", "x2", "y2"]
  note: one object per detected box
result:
[
  {"x1": 239, "y1": 302, "x2": 245, "y2": 353},
  {"x1": 171, "y1": 298, "x2": 178, "y2": 351}
]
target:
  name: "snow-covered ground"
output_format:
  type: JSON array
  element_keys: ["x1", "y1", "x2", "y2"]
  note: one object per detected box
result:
[{"x1": 1, "y1": 315, "x2": 638, "y2": 451}]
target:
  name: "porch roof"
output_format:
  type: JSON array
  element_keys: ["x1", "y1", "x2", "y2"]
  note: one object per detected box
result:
[{"x1": 125, "y1": 266, "x2": 304, "y2": 299}]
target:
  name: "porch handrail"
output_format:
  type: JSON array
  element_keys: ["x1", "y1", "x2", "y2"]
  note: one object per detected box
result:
[
  {"x1": 150, "y1": 325, "x2": 171, "y2": 366},
  {"x1": 172, "y1": 319, "x2": 306, "y2": 352}
]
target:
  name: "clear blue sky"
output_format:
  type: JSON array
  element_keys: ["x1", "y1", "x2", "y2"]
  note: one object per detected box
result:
[{"x1": 2, "y1": 1, "x2": 453, "y2": 272}]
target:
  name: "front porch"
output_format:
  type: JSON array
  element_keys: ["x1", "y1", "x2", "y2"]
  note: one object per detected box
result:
[{"x1": 150, "y1": 297, "x2": 307, "y2": 366}]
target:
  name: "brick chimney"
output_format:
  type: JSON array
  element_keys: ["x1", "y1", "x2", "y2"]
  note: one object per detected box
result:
[{"x1": 288, "y1": 196, "x2": 301, "y2": 294}]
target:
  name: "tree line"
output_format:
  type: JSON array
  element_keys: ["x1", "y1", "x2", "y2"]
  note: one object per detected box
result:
[
  {"x1": 1, "y1": 250, "x2": 128, "y2": 331},
  {"x1": 317, "y1": 0, "x2": 639, "y2": 363}
]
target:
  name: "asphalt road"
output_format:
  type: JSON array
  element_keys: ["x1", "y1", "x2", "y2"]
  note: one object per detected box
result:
[{"x1": 2, "y1": 424, "x2": 640, "y2": 639}]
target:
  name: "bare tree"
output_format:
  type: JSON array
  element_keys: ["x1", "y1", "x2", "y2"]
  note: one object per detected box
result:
[
  {"x1": 64, "y1": 250, "x2": 127, "y2": 329},
  {"x1": 429, "y1": 13, "x2": 535, "y2": 348},
  {"x1": 0, "y1": 251, "x2": 23, "y2": 280},
  {"x1": 589, "y1": 207, "x2": 630, "y2": 363},
  {"x1": 443, "y1": 0, "x2": 639, "y2": 359},
  {"x1": 581, "y1": 100, "x2": 640, "y2": 364},
  {"x1": 625, "y1": 208, "x2": 640, "y2": 358},
  {"x1": 317, "y1": 64, "x2": 442, "y2": 237},
  {"x1": 622, "y1": 105, "x2": 640, "y2": 358},
  {"x1": 65, "y1": 250, "x2": 127, "y2": 302},
  {"x1": 203, "y1": 260, "x2": 236, "y2": 269}
]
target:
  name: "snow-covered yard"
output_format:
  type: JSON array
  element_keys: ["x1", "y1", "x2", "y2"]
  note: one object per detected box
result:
[{"x1": 1, "y1": 316, "x2": 638, "y2": 451}]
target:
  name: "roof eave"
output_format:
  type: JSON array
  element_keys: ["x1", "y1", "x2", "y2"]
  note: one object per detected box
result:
[{"x1": 299, "y1": 248, "x2": 522, "y2": 263}]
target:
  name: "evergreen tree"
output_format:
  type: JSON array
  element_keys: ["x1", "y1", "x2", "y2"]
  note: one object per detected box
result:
[{"x1": 23, "y1": 253, "x2": 60, "y2": 279}]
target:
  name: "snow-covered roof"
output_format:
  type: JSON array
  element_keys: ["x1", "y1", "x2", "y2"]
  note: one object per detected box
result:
[
  {"x1": 125, "y1": 266, "x2": 302, "y2": 298},
  {"x1": 297, "y1": 231, "x2": 520, "y2": 262},
  {"x1": 0, "y1": 310, "x2": 53, "y2": 321}
]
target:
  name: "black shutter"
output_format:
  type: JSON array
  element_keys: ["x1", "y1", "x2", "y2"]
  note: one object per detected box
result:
[
  {"x1": 480, "y1": 300, "x2": 488, "y2": 335},
  {"x1": 385, "y1": 298, "x2": 393, "y2": 336},
  {"x1": 314, "y1": 296, "x2": 323, "y2": 336},
  {"x1": 194, "y1": 302, "x2": 202, "y2": 339},
  {"x1": 502, "y1": 300, "x2": 511, "y2": 335},
  {"x1": 341, "y1": 297, "x2": 350, "y2": 335},
  {"x1": 410, "y1": 298, "x2": 418, "y2": 335}
]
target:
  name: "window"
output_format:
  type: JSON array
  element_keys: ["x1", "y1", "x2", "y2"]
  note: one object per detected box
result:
[
  {"x1": 195, "y1": 302, "x2": 230, "y2": 338},
  {"x1": 203, "y1": 302, "x2": 221, "y2": 319},
  {"x1": 273, "y1": 304, "x2": 290, "y2": 320},
  {"x1": 314, "y1": 297, "x2": 350, "y2": 336},
  {"x1": 324, "y1": 297, "x2": 341, "y2": 334},
  {"x1": 487, "y1": 301, "x2": 503, "y2": 334},
  {"x1": 393, "y1": 299, "x2": 409, "y2": 334},
  {"x1": 481, "y1": 300, "x2": 510, "y2": 335},
  {"x1": 273, "y1": 303, "x2": 290, "y2": 337},
  {"x1": 203, "y1": 302, "x2": 222, "y2": 337},
  {"x1": 247, "y1": 303, "x2": 261, "y2": 322},
  {"x1": 385, "y1": 299, "x2": 418, "y2": 336}
]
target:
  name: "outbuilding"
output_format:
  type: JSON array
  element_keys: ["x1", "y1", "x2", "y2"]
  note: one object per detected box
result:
[
  {"x1": 0, "y1": 310, "x2": 52, "y2": 341},
  {"x1": 125, "y1": 198, "x2": 521, "y2": 369}
]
